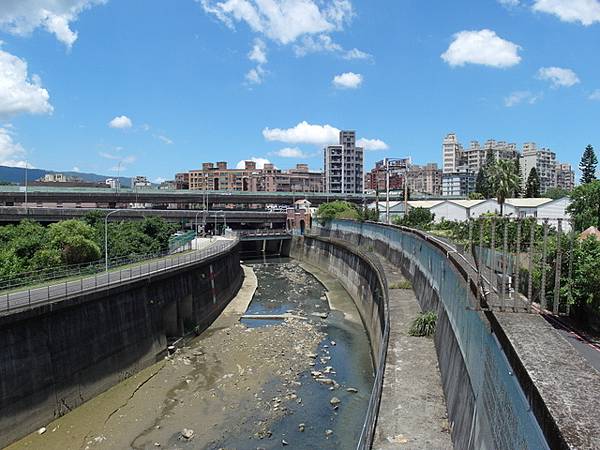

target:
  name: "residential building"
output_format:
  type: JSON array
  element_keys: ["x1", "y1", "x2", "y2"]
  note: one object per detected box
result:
[
  {"x1": 185, "y1": 161, "x2": 323, "y2": 193},
  {"x1": 521, "y1": 143, "x2": 557, "y2": 194},
  {"x1": 405, "y1": 163, "x2": 442, "y2": 196},
  {"x1": 175, "y1": 172, "x2": 189, "y2": 190},
  {"x1": 441, "y1": 171, "x2": 475, "y2": 197},
  {"x1": 132, "y1": 176, "x2": 152, "y2": 189},
  {"x1": 364, "y1": 158, "x2": 411, "y2": 193},
  {"x1": 442, "y1": 133, "x2": 462, "y2": 174},
  {"x1": 105, "y1": 178, "x2": 120, "y2": 189},
  {"x1": 556, "y1": 163, "x2": 575, "y2": 191},
  {"x1": 324, "y1": 130, "x2": 364, "y2": 194}
]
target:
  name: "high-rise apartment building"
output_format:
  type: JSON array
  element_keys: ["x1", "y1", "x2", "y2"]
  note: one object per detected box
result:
[
  {"x1": 521, "y1": 143, "x2": 557, "y2": 194},
  {"x1": 324, "y1": 130, "x2": 364, "y2": 194},
  {"x1": 556, "y1": 163, "x2": 575, "y2": 192}
]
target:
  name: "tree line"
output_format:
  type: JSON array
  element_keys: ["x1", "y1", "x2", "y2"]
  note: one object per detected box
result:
[{"x1": 0, "y1": 214, "x2": 178, "y2": 280}]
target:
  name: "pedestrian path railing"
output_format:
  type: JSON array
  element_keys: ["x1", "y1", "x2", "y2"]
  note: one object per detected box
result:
[{"x1": 0, "y1": 237, "x2": 238, "y2": 315}]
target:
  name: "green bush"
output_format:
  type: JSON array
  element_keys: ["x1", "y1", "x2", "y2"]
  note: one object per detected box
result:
[
  {"x1": 390, "y1": 280, "x2": 412, "y2": 289},
  {"x1": 408, "y1": 311, "x2": 437, "y2": 337}
]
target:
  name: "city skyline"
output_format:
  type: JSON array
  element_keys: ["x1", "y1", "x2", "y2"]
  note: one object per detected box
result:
[{"x1": 0, "y1": 1, "x2": 599, "y2": 182}]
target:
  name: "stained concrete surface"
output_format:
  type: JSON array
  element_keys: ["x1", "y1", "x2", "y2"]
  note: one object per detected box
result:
[{"x1": 373, "y1": 259, "x2": 453, "y2": 450}]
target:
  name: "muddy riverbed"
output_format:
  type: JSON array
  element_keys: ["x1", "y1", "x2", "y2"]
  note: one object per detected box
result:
[{"x1": 9, "y1": 260, "x2": 374, "y2": 450}]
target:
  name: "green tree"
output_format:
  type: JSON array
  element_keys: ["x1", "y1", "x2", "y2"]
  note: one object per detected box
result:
[
  {"x1": 525, "y1": 167, "x2": 541, "y2": 198},
  {"x1": 317, "y1": 201, "x2": 360, "y2": 222},
  {"x1": 489, "y1": 160, "x2": 521, "y2": 215},
  {"x1": 47, "y1": 220, "x2": 101, "y2": 264},
  {"x1": 513, "y1": 157, "x2": 523, "y2": 197},
  {"x1": 569, "y1": 236, "x2": 600, "y2": 314},
  {"x1": 475, "y1": 169, "x2": 488, "y2": 198},
  {"x1": 544, "y1": 187, "x2": 570, "y2": 200},
  {"x1": 567, "y1": 180, "x2": 600, "y2": 231},
  {"x1": 579, "y1": 144, "x2": 597, "y2": 184},
  {"x1": 468, "y1": 192, "x2": 485, "y2": 200},
  {"x1": 393, "y1": 207, "x2": 434, "y2": 229}
]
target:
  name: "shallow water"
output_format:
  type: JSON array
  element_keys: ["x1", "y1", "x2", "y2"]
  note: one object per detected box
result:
[{"x1": 226, "y1": 260, "x2": 375, "y2": 449}]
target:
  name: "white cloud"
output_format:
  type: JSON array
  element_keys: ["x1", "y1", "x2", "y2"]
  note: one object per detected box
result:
[
  {"x1": 537, "y1": 66, "x2": 580, "y2": 87},
  {"x1": 236, "y1": 157, "x2": 272, "y2": 169},
  {"x1": 246, "y1": 38, "x2": 267, "y2": 84},
  {"x1": 441, "y1": 29, "x2": 522, "y2": 68},
  {"x1": 590, "y1": 89, "x2": 600, "y2": 100},
  {"x1": 498, "y1": 0, "x2": 520, "y2": 7},
  {"x1": 356, "y1": 138, "x2": 388, "y2": 151},
  {"x1": 0, "y1": 127, "x2": 27, "y2": 167},
  {"x1": 533, "y1": 0, "x2": 600, "y2": 26},
  {"x1": 108, "y1": 115, "x2": 133, "y2": 129},
  {"x1": 332, "y1": 72, "x2": 363, "y2": 89},
  {"x1": 72, "y1": 166, "x2": 80, "y2": 171},
  {"x1": 248, "y1": 38, "x2": 267, "y2": 64},
  {"x1": 272, "y1": 147, "x2": 307, "y2": 158},
  {"x1": 504, "y1": 90, "x2": 542, "y2": 107},
  {"x1": 199, "y1": 0, "x2": 353, "y2": 45},
  {"x1": 155, "y1": 134, "x2": 174, "y2": 145},
  {"x1": 0, "y1": 0, "x2": 107, "y2": 48},
  {"x1": 99, "y1": 151, "x2": 136, "y2": 164},
  {"x1": 263, "y1": 121, "x2": 340, "y2": 146},
  {"x1": 0, "y1": 46, "x2": 53, "y2": 118},
  {"x1": 293, "y1": 33, "x2": 371, "y2": 59}
]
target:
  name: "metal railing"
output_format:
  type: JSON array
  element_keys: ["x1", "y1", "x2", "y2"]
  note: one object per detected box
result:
[
  {"x1": 238, "y1": 229, "x2": 291, "y2": 239},
  {"x1": 0, "y1": 237, "x2": 238, "y2": 315}
]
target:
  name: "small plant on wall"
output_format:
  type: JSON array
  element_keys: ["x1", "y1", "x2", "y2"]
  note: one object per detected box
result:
[{"x1": 408, "y1": 311, "x2": 437, "y2": 337}]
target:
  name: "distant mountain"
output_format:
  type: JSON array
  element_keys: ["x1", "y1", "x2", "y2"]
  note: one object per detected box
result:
[{"x1": 0, "y1": 166, "x2": 132, "y2": 187}]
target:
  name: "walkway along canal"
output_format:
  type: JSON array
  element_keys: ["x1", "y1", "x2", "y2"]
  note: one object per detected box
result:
[{"x1": 8, "y1": 258, "x2": 375, "y2": 449}]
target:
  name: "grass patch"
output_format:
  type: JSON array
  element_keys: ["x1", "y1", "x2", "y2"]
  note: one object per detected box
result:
[
  {"x1": 390, "y1": 280, "x2": 412, "y2": 290},
  {"x1": 408, "y1": 311, "x2": 437, "y2": 337}
]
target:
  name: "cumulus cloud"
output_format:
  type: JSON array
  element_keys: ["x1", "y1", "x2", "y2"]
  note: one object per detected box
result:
[
  {"x1": 357, "y1": 138, "x2": 388, "y2": 151},
  {"x1": 533, "y1": 0, "x2": 600, "y2": 26},
  {"x1": 0, "y1": 127, "x2": 27, "y2": 167},
  {"x1": 504, "y1": 90, "x2": 542, "y2": 107},
  {"x1": 199, "y1": 0, "x2": 353, "y2": 45},
  {"x1": 537, "y1": 66, "x2": 580, "y2": 87},
  {"x1": 332, "y1": 72, "x2": 363, "y2": 89},
  {"x1": 263, "y1": 121, "x2": 340, "y2": 146},
  {"x1": 0, "y1": 0, "x2": 107, "y2": 48},
  {"x1": 236, "y1": 157, "x2": 272, "y2": 169},
  {"x1": 441, "y1": 29, "x2": 522, "y2": 68},
  {"x1": 589, "y1": 89, "x2": 600, "y2": 100},
  {"x1": 272, "y1": 147, "x2": 307, "y2": 158},
  {"x1": 0, "y1": 46, "x2": 53, "y2": 118},
  {"x1": 248, "y1": 38, "x2": 267, "y2": 64},
  {"x1": 108, "y1": 115, "x2": 133, "y2": 129}
]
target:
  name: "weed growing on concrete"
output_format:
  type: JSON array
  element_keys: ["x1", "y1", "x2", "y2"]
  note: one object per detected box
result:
[
  {"x1": 409, "y1": 311, "x2": 437, "y2": 337},
  {"x1": 390, "y1": 280, "x2": 412, "y2": 290}
]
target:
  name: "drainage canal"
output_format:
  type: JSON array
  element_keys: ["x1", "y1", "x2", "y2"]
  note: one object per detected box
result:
[{"x1": 8, "y1": 258, "x2": 374, "y2": 450}]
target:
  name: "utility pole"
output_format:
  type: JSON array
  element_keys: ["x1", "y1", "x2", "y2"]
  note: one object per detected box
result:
[
  {"x1": 24, "y1": 160, "x2": 28, "y2": 213},
  {"x1": 385, "y1": 159, "x2": 390, "y2": 224}
]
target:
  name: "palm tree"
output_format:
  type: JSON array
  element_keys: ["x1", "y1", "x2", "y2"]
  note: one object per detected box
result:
[{"x1": 489, "y1": 160, "x2": 521, "y2": 216}]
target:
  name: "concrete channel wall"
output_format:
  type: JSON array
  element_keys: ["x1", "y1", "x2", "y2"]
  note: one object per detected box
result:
[
  {"x1": 0, "y1": 246, "x2": 243, "y2": 448},
  {"x1": 316, "y1": 221, "x2": 551, "y2": 450},
  {"x1": 290, "y1": 235, "x2": 389, "y2": 449}
]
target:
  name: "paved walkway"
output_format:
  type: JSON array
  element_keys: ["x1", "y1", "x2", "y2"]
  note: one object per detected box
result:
[
  {"x1": 1, "y1": 237, "x2": 236, "y2": 315},
  {"x1": 373, "y1": 258, "x2": 453, "y2": 450}
]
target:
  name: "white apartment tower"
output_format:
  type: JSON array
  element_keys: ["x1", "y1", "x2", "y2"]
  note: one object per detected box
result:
[
  {"x1": 324, "y1": 130, "x2": 364, "y2": 194},
  {"x1": 521, "y1": 143, "x2": 557, "y2": 194}
]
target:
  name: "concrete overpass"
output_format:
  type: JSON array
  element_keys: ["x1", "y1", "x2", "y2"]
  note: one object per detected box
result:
[
  {"x1": 0, "y1": 206, "x2": 287, "y2": 226},
  {"x1": 0, "y1": 185, "x2": 387, "y2": 207}
]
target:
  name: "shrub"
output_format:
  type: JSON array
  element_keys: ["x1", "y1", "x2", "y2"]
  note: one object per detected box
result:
[
  {"x1": 390, "y1": 280, "x2": 412, "y2": 289},
  {"x1": 408, "y1": 311, "x2": 437, "y2": 337}
]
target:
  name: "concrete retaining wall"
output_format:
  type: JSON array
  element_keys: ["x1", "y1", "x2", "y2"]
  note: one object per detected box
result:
[
  {"x1": 290, "y1": 235, "x2": 388, "y2": 449},
  {"x1": 0, "y1": 246, "x2": 243, "y2": 447},
  {"x1": 317, "y1": 221, "x2": 550, "y2": 450}
]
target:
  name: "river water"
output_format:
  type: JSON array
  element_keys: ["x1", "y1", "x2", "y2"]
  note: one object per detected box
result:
[{"x1": 8, "y1": 258, "x2": 374, "y2": 450}]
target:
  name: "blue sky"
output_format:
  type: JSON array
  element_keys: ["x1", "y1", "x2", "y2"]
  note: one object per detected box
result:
[{"x1": 0, "y1": 0, "x2": 599, "y2": 182}]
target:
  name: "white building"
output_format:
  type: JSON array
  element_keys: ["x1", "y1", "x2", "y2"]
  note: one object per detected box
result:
[
  {"x1": 521, "y1": 143, "x2": 557, "y2": 194},
  {"x1": 324, "y1": 130, "x2": 364, "y2": 194}
]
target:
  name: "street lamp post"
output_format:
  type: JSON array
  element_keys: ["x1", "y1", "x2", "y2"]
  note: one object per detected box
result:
[{"x1": 104, "y1": 209, "x2": 122, "y2": 272}]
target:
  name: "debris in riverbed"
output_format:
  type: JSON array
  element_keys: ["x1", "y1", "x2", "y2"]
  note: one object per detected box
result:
[
  {"x1": 330, "y1": 397, "x2": 341, "y2": 406},
  {"x1": 180, "y1": 428, "x2": 194, "y2": 440},
  {"x1": 347, "y1": 387, "x2": 359, "y2": 393}
]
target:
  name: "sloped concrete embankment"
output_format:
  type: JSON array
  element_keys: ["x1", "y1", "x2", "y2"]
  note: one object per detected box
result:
[
  {"x1": 0, "y1": 246, "x2": 243, "y2": 448},
  {"x1": 317, "y1": 221, "x2": 554, "y2": 450},
  {"x1": 290, "y1": 235, "x2": 388, "y2": 449}
]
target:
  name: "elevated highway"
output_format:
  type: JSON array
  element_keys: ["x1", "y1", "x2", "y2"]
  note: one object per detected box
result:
[
  {"x1": 0, "y1": 206, "x2": 287, "y2": 225},
  {"x1": 0, "y1": 186, "x2": 383, "y2": 206}
]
